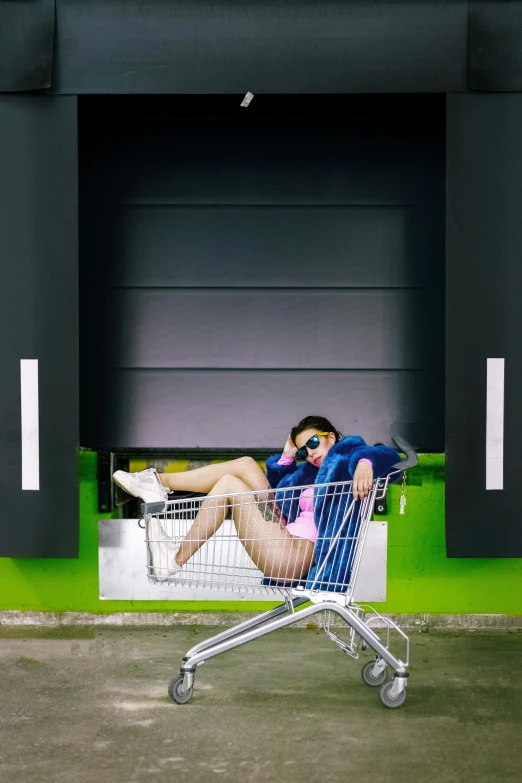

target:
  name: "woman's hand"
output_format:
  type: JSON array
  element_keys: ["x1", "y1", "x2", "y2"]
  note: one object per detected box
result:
[
  {"x1": 352, "y1": 460, "x2": 373, "y2": 500},
  {"x1": 282, "y1": 434, "x2": 297, "y2": 461}
]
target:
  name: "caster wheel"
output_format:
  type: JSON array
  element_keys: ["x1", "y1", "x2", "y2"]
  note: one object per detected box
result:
[
  {"x1": 361, "y1": 659, "x2": 388, "y2": 687},
  {"x1": 379, "y1": 680, "x2": 407, "y2": 708},
  {"x1": 168, "y1": 675, "x2": 194, "y2": 705}
]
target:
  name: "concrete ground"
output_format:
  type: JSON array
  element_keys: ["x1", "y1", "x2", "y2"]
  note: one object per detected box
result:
[{"x1": 0, "y1": 624, "x2": 520, "y2": 783}]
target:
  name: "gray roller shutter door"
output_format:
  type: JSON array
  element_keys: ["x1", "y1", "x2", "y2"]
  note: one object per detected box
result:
[{"x1": 80, "y1": 98, "x2": 444, "y2": 451}]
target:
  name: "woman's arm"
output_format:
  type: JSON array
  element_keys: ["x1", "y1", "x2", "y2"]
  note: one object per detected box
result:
[
  {"x1": 348, "y1": 443, "x2": 400, "y2": 478},
  {"x1": 265, "y1": 434, "x2": 299, "y2": 486},
  {"x1": 265, "y1": 454, "x2": 298, "y2": 487},
  {"x1": 328, "y1": 438, "x2": 400, "y2": 500}
]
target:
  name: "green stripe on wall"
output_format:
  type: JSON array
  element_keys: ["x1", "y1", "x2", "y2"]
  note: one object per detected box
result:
[{"x1": 0, "y1": 452, "x2": 521, "y2": 614}]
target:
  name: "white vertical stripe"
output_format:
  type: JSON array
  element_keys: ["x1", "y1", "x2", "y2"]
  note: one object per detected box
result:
[
  {"x1": 20, "y1": 360, "x2": 40, "y2": 491},
  {"x1": 486, "y1": 358, "x2": 504, "y2": 491}
]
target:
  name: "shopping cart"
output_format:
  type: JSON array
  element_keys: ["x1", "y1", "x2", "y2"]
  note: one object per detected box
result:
[{"x1": 141, "y1": 437, "x2": 417, "y2": 709}]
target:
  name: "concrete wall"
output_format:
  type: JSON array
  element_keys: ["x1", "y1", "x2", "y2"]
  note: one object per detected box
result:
[{"x1": 1, "y1": 452, "x2": 521, "y2": 615}]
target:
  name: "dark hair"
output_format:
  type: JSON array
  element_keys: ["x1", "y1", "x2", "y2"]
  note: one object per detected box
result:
[{"x1": 290, "y1": 415, "x2": 343, "y2": 445}]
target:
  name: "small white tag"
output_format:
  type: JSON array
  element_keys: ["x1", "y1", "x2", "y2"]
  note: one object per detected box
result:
[
  {"x1": 241, "y1": 92, "x2": 254, "y2": 108},
  {"x1": 399, "y1": 496, "x2": 407, "y2": 515}
]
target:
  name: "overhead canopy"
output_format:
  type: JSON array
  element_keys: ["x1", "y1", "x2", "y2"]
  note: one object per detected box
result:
[
  {"x1": 0, "y1": 0, "x2": 55, "y2": 91},
  {"x1": 2, "y1": 1, "x2": 522, "y2": 94}
]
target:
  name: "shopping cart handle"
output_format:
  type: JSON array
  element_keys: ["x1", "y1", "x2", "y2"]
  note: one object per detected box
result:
[{"x1": 390, "y1": 436, "x2": 418, "y2": 470}]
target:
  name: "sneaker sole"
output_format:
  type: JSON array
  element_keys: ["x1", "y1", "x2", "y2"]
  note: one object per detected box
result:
[{"x1": 113, "y1": 470, "x2": 167, "y2": 509}]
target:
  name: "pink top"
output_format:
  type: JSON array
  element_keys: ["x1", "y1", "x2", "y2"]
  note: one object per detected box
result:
[
  {"x1": 276, "y1": 455, "x2": 317, "y2": 541},
  {"x1": 285, "y1": 486, "x2": 317, "y2": 543},
  {"x1": 275, "y1": 454, "x2": 373, "y2": 543}
]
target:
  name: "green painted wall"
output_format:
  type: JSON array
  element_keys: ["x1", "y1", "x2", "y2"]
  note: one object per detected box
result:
[{"x1": 1, "y1": 451, "x2": 521, "y2": 615}]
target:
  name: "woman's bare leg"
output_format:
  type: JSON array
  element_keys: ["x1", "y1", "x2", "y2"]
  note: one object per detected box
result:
[
  {"x1": 160, "y1": 456, "x2": 270, "y2": 494},
  {"x1": 177, "y1": 475, "x2": 314, "y2": 582}
]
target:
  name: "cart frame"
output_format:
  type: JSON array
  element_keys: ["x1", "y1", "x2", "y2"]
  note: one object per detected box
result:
[{"x1": 141, "y1": 436, "x2": 417, "y2": 708}]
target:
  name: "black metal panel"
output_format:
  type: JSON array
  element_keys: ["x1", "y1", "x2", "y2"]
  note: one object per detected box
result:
[
  {"x1": 470, "y1": 1, "x2": 522, "y2": 91},
  {"x1": 86, "y1": 205, "x2": 444, "y2": 289},
  {"x1": 87, "y1": 369, "x2": 443, "y2": 453},
  {"x1": 0, "y1": 96, "x2": 79, "y2": 558},
  {"x1": 50, "y1": 0, "x2": 468, "y2": 94},
  {"x1": 100, "y1": 289, "x2": 443, "y2": 371},
  {"x1": 81, "y1": 111, "x2": 445, "y2": 207},
  {"x1": 0, "y1": 0, "x2": 55, "y2": 91},
  {"x1": 446, "y1": 93, "x2": 522, "y2": 557}
]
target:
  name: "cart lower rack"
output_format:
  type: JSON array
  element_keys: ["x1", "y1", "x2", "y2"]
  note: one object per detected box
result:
[{"x1": 141, "y1": 439, "x2": 417, "y2": 709}]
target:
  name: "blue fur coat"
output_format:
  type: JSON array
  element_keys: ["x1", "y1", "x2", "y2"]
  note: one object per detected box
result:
[{"x1": 265, "y1": 437, "x2": 400, "y2": 592}]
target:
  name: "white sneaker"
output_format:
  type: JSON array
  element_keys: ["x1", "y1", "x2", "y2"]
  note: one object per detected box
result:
[
  {"x1": 147, "y1": 517, "x2": 183, "y2": 582},
  {"x1": 113, "y1": 467, "x2": 169, "y2": 508}
]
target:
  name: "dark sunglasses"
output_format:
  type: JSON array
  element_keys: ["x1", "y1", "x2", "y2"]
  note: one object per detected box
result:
[{"x1": 296, "y1": 432, "x2": 329, "y2": 460}]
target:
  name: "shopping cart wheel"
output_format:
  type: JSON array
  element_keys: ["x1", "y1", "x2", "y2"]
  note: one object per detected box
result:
[
  {"x1": 361, "y1": 659, "x2": 388, "y2": 687},
  {"x1": 379, "y1": 680, "x2": 407, "y2": 709},
  {"x1": 168, "y1": 675, "x2": 194, "y2": 705}
]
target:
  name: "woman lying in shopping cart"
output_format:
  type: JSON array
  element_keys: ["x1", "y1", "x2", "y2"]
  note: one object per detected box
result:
[{"x1": 113, "y1": 415, "x2": 400, "y2": 591}]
